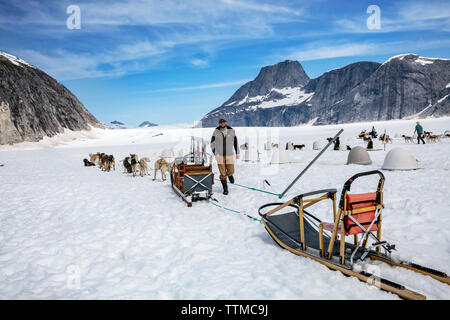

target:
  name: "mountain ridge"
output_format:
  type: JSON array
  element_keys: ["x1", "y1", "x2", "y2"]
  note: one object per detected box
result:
[
  {"x1": 201, "y1": 54, "x2": 450, "y2": 127},
  {"x1": 139, "y1": 121, "x2": 158, "y2": 128}
]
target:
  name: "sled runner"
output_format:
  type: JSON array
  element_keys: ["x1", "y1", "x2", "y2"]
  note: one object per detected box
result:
[
  {"x1": 170, "y1": 137, "x2": 214, "y2": 207},
  {"x1": 259, "y1": 170, "x2": 449, "y2": 300}
]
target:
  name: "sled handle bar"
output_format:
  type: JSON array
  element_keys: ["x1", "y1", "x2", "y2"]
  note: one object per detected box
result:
[
  {"x1": 258, "y1": 189, "x2": 337, "y2": 220},
  {"x1": 294, "y1": 188, "x2": 337, "y2": 200}
]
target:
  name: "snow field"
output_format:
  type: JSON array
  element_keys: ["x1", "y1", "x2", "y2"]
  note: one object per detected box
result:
[{"x1": 0, "y1": 117, "x2": 449, "y2": 299}]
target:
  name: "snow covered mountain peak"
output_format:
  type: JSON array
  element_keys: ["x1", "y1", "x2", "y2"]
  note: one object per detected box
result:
[
  {"x1": 201, "y1": 54, "x2": 450, "y2": 127},
  {"x1": 382, "y1": 53, "x2": 450, "y2": 66},
  {"x1": 139, "y1": 121, "x2": 158, "y2": 128},
  {"x1": 0, "y1": 51, "x2": 35, "y2": 68}
]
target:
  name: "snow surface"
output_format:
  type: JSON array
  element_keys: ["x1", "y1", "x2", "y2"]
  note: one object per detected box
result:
[
  {"x1": 382, "y1": 53, "x2": 414, "y2": 64},
  {"x1": 415, "y1": 57, "x2": 434, "y2": 65},
  {"x1": 229, "y1": 87, "x2": 314, "y2": 110},
  {"x1": 0, "y1": 51, "x2": 35, "y2": 68},
  {"x1": 382, "y1": 54, "x2": 449, "y2": 65},
  {"x1": 438, "y1": 94, "x2": 449, "y2": 104},
  {"x1": 1, "y1": 117, "x2": 450, "y2": 299}
]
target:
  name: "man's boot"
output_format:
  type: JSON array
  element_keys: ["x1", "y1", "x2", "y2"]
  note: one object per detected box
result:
[
  {"x1": 228, "y1": 175, "x2": 235, "y2": 184},
  {"x1": 221, "y1": 179, "x2": 229, "y2": 195}
]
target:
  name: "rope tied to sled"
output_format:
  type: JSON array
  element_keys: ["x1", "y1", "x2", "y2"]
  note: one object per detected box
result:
[
  {"x1": 213, "y1": 177, "x2": 281, "y2": 197},
  {"x1": 207, "y1": 199, "x2": 261, "y2": 223}
]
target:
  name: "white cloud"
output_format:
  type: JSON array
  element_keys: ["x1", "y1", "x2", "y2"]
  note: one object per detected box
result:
[
  {"x1": 280, "y1": 39, "x2": 450, "y2": 62},
  {"x1": 221, "y1": 0, "x2": 301, "y2": 16},
  {"x1": 146, "y1": 79, "x2": 251, "y2": 93},
  {"x1": 286, "y1": 43, "x2": 376, "y2": 61},
  {"x1": 14, "y1": 47, "x2": 166, "y2": 80},
  {"x1": 1, "y1": 0, "x2": 304, "y2": 79},
  {"x1": 399, "y1": 2, "x2": 450, "y2": 21},
  {"x1": 190, "y1": 58, "x2": 209, "y2": 67}
]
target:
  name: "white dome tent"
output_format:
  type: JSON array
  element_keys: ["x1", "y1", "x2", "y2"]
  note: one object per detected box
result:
[
  {"x1": 382, "y1": 148, "x2": 419, "y2": 170},
  {"x1": 243, "y1": 147, "x2": 260, "y2": 162},
  {"x1": 312, "y1": 140, "x2": 323, "y2": 150},
  {"x1": 346, "y1": 146, "x2": 372, "y2": 165},
  {"x1": 270, "y1": 148, "x2": 293, "y2": 164}
]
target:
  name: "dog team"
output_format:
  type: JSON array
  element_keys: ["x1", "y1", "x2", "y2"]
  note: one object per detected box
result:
[
  {"x1": 84, "y1": 152, "x2": 172, "y2": 180},
  {"x1": 401, "y1": 132, "x2": 443, "y2": 143},
  {"x1": 84, "y1": 152, "x2": 115, "y2": 171}
]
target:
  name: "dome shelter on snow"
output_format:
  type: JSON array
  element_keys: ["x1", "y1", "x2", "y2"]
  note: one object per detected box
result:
[
  {"x1": 382, "y1": 148, "x2": 419, "y2": 171},
  {"x1": 346, "y1": 146, "x2": 372, "y2": 165}
]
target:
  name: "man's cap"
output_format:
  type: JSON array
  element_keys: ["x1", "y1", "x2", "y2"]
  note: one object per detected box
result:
[{"x1": 218, "y1": 118, "x2": 227, "y2": 123}]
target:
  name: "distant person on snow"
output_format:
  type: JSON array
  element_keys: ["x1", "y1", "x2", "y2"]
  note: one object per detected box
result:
[
  {"x1": 367, "y1": 137, "x2": 374, "y2": 150},
  {"x1": 334, "y1": 137, "x2": 341, "y2": 150},
  {"x1": 370, "y1": 126, "x2": 377, "y2": 138},
  {"x1": 210, "y1": 118, "x2": 240, "y2": 195},
  {"x1": 414, "y1": 121, "x2": 426, "y2": 144}
]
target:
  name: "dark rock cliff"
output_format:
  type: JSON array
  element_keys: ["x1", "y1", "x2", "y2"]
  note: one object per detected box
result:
[{"x1": 0, "y1": 52, "x2": 103, "y2": 144}]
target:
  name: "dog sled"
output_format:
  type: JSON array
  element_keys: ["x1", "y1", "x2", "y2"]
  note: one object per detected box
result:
[
  {"x1": 259, "y1": 170, "x2": 449, "y2": 300},
  {"x1": 170, "y1": 137, "x2": 214, "y2": 207}
]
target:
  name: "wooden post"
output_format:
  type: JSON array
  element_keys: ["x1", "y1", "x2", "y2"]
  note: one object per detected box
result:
[
  {"x1": 319, "y1": 224, "x2": 324, "y2": 257},
  {"x1": 299, "y1": 198, "x2": 306, "y2": 250},
  {"x1": 377, "y1": 211, "x2": 382, "y2": 252},
  {"x1": 332, "y1": 194, "x2": 337, "y2": 222},
  {"x1": 340, "y1": 219, "x2": 346, "y2": 265},
  {"x1": 327, "y1": 209, "x2": 342, "y2": 259}
]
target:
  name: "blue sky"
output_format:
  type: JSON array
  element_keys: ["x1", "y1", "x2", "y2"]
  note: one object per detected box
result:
[{"x1": 1, "y1": 0, "x2": 449, "y2": 125}]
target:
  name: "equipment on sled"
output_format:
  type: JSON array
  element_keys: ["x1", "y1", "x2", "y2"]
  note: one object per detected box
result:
[
  {"x1": 358, "y1": 129, "x2": 377, "y2": 139},
  {"x1": 259, "y1": 170, "x2": 449, "y2": 300},
  {"x1": 170, "y1": 137, "x2": 214, "y2": 207},
  {"x1": 358, "y1": 130, "x2": 368, "y2": 138}
]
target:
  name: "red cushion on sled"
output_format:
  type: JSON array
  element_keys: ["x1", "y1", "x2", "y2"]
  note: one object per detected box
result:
[{"x1": 345, "y1": 192, "x2": 378, "y2": 235}]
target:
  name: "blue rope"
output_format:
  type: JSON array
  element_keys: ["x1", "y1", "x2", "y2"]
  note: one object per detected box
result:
[
  {"x1": 207, "y1": 199, "x2": 261, "y2": 223},
  {"x1": 214, "y1": 178, "x2": 280, "y2": 197}
]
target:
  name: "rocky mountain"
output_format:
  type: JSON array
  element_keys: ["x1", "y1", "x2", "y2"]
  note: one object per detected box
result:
[
  {"x1": 201, "y1": 54, "x2": 450, "y2": 127},
  {"x1": 139, "y1": 121, "x2": 158, "y2": 128},
  {"x1": 0, "y1": 52, "x2": 103, "y2": 145}
]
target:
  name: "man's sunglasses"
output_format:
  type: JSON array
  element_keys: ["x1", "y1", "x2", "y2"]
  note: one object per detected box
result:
[{"x1": 219, "y1": 121, "x2": 226, "y2": 123}]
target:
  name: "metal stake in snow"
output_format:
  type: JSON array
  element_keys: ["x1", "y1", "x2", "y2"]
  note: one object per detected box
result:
[{"x1": 279, "y1": 128, "x2": 344, "y2": 199}]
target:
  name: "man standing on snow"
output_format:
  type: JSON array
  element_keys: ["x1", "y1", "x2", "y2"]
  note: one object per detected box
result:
[
  {"x1": 414, "y1": 121, "x2": 426, "y2": 144},
  {"x1": 210, "y1": 118, "x2": 240, "y2": 195}
]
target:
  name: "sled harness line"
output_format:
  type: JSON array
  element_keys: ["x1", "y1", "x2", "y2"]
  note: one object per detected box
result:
[
  {"x1": 213, "y1": 177, "x2": 280, "y2": 197},
  {"x1": 207, "y1": 199, "x2": 261, "y2": 223}
]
